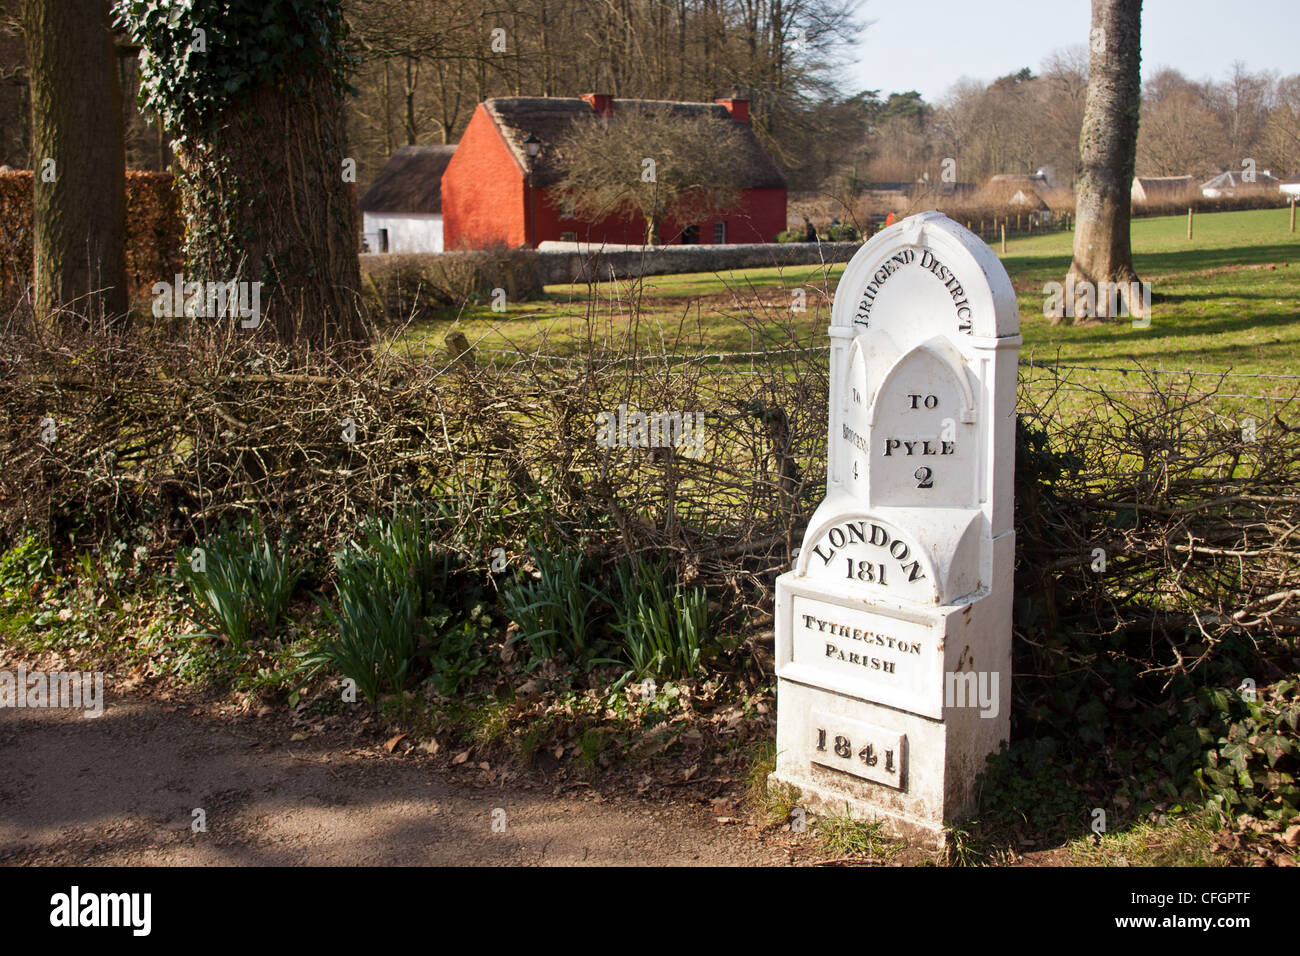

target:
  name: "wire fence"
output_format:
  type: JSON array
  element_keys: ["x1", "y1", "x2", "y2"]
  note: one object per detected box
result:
[{"x1": 453, "y1": 339, "x2": 1299, "y2": 404}]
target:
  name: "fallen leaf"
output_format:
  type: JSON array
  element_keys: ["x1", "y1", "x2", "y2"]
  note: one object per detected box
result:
[
  {"x1": 1281, "y1": 825, "x2": 1300, "y2": 847},
  {"x1": 453, "y1": 749, "x2": 471, "y2": 765},
  {"x1": 419, "y1": 739, "x2": 440, "y2": 755},
  {"x1": 633, "y1": 729, "x2": 671, "y2": 756},
  {"x1": 289, "y1": 732, "x2": 309, "y2": 742},
  {"x1": 384, "y1": 733, "x2": 407, "y2": 753},
  {"x1": 478, "y1": 761, "x2": 491, "y2": 771},
  {"x1": 552, "y1": 745, "x2": 564, "y2": 760},
  {"x1": 683, "y1": 764, "x2": 698, "y2": 781}
]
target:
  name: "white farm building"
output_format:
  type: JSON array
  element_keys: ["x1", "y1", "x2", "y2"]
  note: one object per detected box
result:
[
  {"x1": 1200, "y1": 168, "x2": 1281, "y2": 198},
  {"x1": 359, "y1": 145, "x2": 456, "y2": 253}
]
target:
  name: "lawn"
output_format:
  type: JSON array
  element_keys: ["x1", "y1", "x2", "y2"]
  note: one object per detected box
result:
[{"x1": 391, "y1": 207, "x2": 1300, "y2": 403}]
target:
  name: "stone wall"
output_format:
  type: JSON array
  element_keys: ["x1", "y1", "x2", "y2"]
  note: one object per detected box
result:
[
  {"x1": 359, "y1": 241, "x2": 863, "y2": 309},
  {"x1": 531, "y1": 240, "x2": 861, "y2": 285}
]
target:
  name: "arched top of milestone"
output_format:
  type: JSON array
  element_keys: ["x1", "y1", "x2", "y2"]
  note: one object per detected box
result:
[{"x1": 831, "y1": 211, "x2": 1020, "y2": 340}]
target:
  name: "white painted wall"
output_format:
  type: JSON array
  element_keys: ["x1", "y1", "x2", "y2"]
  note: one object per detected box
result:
[{"x1": 362, "y1": 212, "x2": 443, "y2": 253}]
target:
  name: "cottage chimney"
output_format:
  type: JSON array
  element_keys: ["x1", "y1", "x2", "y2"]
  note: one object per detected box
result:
[
  {"x1": 581, "y1": 93, "x2": 615, "y2": 118},
  {"x1": 715, "y1": 97, "x2": 750, "y2": 124}
]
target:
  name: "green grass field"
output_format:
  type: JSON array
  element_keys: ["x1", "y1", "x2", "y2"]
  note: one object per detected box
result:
[{"x1": 393, "y1": 207, "x2": 1300, "y2": 402}]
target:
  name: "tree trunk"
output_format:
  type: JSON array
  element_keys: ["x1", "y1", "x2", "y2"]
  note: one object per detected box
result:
[
  {"x1": 382, "y1": 58, "x2": 394, "y2": 155},
  {"x1": 404, "y1": 55, "x2": 418, "y2": 145},
  {"x1": 24, "y1": 0, "x2": 127, "y2": 327},
  {"x1": 177, "y1": 68, "x2": 367, "y2": 354},
  {"x1": 1064, "y1": 0, "x2": 1144, "y2": 323}
]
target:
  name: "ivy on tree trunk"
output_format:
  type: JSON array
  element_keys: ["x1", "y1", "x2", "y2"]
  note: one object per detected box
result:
[
  {"x1": 174, "y1": 74, "x2": 365, "y2": 351},
  {"x1": 116, "y1": 0, "x2": 368, "y2": 354}
]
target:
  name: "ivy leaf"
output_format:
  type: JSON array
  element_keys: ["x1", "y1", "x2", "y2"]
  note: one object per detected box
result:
[
  {"x1": 1220, "y1": 741, "x2": 1251, "y2": 775},
  {"x1": 1260, "y1": 734, "x2": 1292, "y2": 767}
]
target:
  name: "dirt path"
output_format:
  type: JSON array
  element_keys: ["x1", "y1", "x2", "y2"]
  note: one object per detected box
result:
[{"x1": 0, "y1": 677, "x2": 803, "y2": 867}]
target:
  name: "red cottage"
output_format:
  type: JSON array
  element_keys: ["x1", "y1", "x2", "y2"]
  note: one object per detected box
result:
[{"x1": 441, "y1": 93, "x2": 787, "y2": 249}]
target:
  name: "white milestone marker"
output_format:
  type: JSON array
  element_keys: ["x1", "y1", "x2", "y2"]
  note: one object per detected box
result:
[{"x1": 771, "y1": 211, "x2": 1021, "y2": 847}]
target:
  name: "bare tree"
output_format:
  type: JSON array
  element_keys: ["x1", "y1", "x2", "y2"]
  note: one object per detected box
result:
[
  {"x1": 1213, "y1": 61, "x2": 1274, "y2": 166},
  {"x1": 1263, "y1": 74, "x2": 1300, "y2": 177},
  {"x1": 1137, "y1": 70, "x2": 1223, "y2": 178},
  {"x1": 340, "y1": 0, "x2": 865, "y2": 192},
  {"x1": 551, "y1": 106, "x2": 749, "y2": 244},
  {"x1": 1065, "y1": 0, "x2": 1144, "y2": 323},
  {"x1": 1036, "y1": 47, "x2": 1090, "y2": 187}
]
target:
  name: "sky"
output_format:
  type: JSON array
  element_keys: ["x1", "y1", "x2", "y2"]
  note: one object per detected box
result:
[{"x1": 844, "y1": 0, "x2": 1299, "y2": 103}]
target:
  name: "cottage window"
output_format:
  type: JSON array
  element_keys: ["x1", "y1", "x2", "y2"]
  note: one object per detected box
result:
[{"x1": 712, "y1": 222, "x2": 726, "y2": 244}]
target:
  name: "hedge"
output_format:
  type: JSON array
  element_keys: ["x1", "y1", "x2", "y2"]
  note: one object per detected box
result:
[{"x1": 0, "y1": 169, "x2": 182, "y2": 309}]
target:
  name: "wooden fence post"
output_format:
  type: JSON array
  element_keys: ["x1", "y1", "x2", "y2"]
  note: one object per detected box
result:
[{"x1": 445, "y1": 330, "x2": 475, "y2": 369}]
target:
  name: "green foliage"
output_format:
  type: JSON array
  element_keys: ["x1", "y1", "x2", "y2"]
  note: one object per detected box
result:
[
  {"x1": 744, "y1": 738, "x2": 804, "y2": 828},
  {"x1": 467, "y1": 698, "x2": 513, "y2": 750},
  {"x1": 1067, "y1": 812, "x2": 1218, "y2": 866},
  {"x1": 969, "y1": 737, "x2": 1097, "y2": 843},
  {"x1": 609, "y1": 557, "x2": 708, "y2": 681},
  {"x1": 775, "y1": 229, "x2": 807, "y2": 243},
  {"x1": 578, "y1": 727, "x2": 610, "y2": 768},
  {"x1": 309, "y1": 512, "x2": 451, "y2": 703},
  {"x1": 825, "y1": 223, "x2": 860, "y2": 242},
  {"x1": 426, "y1": 603, "x2": 492, "y2": 697},
  {"x1": 114, "y1": 0, "x2": 353, "y2": 135},
  {"x1": 1195, "y1": 680, "x2": 1300, "y2": 823},
  {"x1": 0, "y1": 534, "x2": 52, "y2": 602},
  {"x1": 941, "y1": 825, "x2": 980, "y2": 867},
  {"x1": 315, "y1": 561, "x2": 431, "y2": 705},
  {"x1": 172, "y1": 522, "x2": 302, "y2": 650},
  {"x1": 308, "y1": 511, "x2": 487, "y2": 704},
  {"x1": 499, "y1": 547, "x2": 709, "y2": 681},
  {"x1": 500, "y1": 544, "x2": 606, "y2": 667},
  {"x1": 817, "y1": 810, "x2": 898, "y2": 860}
]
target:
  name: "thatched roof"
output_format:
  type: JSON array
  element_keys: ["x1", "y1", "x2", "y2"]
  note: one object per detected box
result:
[
  {"x1": 976, "y1": 174, "x2": 1050, "y2": 210},
  {"x1": 360, "y1": 145, "x2": 457, "y2": 214},
  {"x1": 483, "y1": 96, "x2": 787, "y2": 190},
  {"x1": 1202, "y1": 169, "x2": 1281, "y2": 191},
  {"x1": 1132, "y1": 176, "x2": 1195, "y2": 200}
]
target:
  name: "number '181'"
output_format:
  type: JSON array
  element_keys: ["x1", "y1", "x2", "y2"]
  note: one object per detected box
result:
[{"x1": 845, "y1": 559, "x2": 886, "y2": 583}]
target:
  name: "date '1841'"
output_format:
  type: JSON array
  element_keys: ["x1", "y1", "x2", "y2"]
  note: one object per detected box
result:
[{"x1": 816, "y1": 727, "x2": 896, "y2": 775}]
